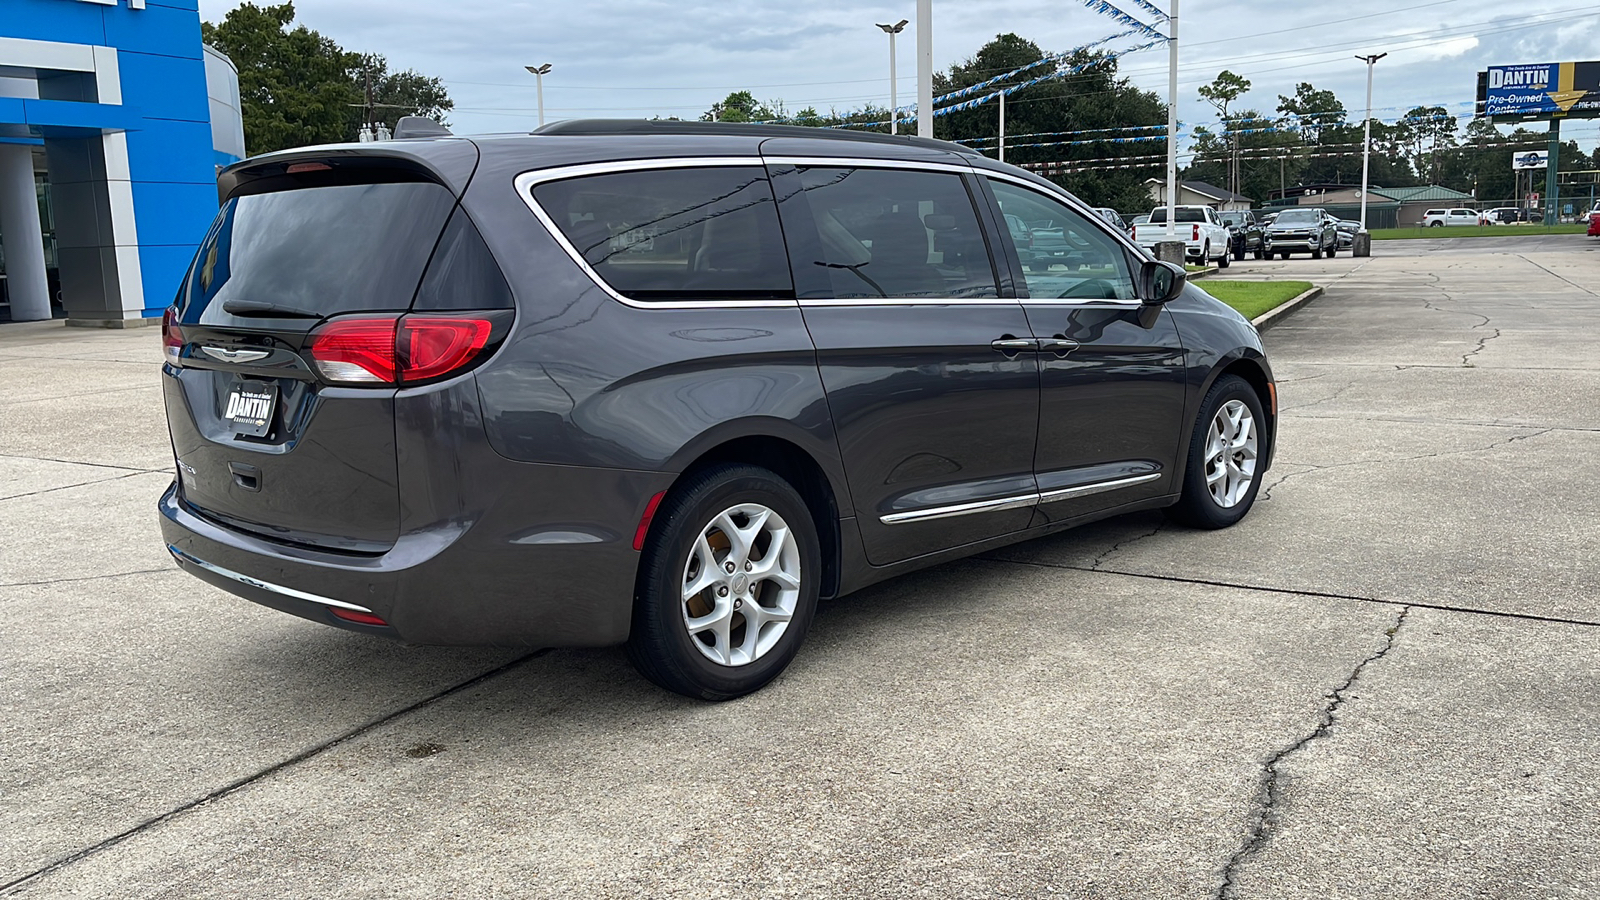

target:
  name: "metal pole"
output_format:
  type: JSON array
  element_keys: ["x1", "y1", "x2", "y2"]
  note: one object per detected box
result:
[
  {"x1": 889, "y1": 30, "x2": 898, "y2": 135},
  {"x1": 1544, "y1": 118, "x2": 1561, "y2": 225},
  {"x1": 999, "y1": 91, "x2": 1005, "y2": 162},
  {"x1": 1357, "y1": 53, "x2": 1385, "y2": 229},
  {"x1": 537, "y1": 72, "x2": 545, "y2": 127},
  {"x1": 1165, "y1": 0, "x2": 1178, "y2": 239},
  {"x1": 916, "y1": 0, "x2": 932, "y2": 138}
]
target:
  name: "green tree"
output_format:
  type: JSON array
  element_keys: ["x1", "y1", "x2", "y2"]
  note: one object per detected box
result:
[
  {"x1": 349, "y1": 53, "x2": 453, "y2": 136},
  {"x1": 701, "y1": 91, "x2": 776, "y2": 123},
  {"x1": 1397, "y1": 105, "x2": 1458, "y2": 184},
  {"x1": 1276, "y1": 82, "x2": 1345, "y2": 146},
  {"x1": 932, "y1": 34, "x2": 1168, "y2": 213},
  {"x1": 1197, "y1": 70, "x2": 1253, "y2": 195},
  {"x1": 202, "y1": 2, "x2": 452, "y2": 154}
]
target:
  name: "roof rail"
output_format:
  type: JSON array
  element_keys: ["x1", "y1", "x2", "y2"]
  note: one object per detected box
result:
[
  {"x1": 394, "y1": 116, "x2": 452, "y2": 139},
  {"x1": 533, "y1": 118, "x2": 979, "y2": 156}
]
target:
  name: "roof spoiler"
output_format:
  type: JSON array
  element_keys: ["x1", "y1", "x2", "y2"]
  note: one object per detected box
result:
[{"x1": 394, "y1": 116, "x2": 452, "y2": 139}]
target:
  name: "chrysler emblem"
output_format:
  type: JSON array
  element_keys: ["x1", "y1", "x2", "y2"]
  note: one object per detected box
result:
[{"x1": 201, "y1": 346, "x2": 270, "y2": 364}]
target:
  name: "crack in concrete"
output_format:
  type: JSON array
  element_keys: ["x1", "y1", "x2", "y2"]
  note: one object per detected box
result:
[
  {"x1": 1276, "y1": 377, "x2": 1358, "y2": 413},
  {"x1": 0, "y1": 470, "x2": 158, "y2": 504},
  {"x1": 1214, "y1": 606, "x2": 1411, "y2": 900},
  {"x1": 1411, "y1": 274, "x2": 1501, "y2": 367},
  {"x1": 0, "y1": 650, "x2": 551, "y2": 895},
  {"x1": 0, "y1": 567, "x2": 177, "y2": 591},
  {"x1": 0, "y1": 453, "x2": 164, "y2": 474},
  {"x1": 1516, "y1": 253, "x2": 1599, "y2": 298},
  {"x1": 1258, "y1": 428, "x2": 1551, "y2": 502},
  {"x1": 1089, "y1": 520, "x2": 1165, "y2": 570}
]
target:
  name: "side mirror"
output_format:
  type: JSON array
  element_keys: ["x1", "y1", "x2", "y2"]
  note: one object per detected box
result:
[{"x1": 1140, "y1": 259, "x2": 1187, "y2": 305}]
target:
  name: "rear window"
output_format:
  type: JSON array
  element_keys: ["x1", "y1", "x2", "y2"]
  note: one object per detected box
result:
[
  {"x1": 177, "y1": 182, "x2": 457, "y2": 324},
  {"x1": 1148, "y1": 208, "x2": 1206, "y2": 224},
  {"x1": 531, "y1": 166, "x2": 793, "y2": 303}
]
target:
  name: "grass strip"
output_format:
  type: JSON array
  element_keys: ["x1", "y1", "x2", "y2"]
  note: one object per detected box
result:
[
  {"x1": 1198, "y1": 280, "x2": 1314, "y2": 320},
  {"x1": 1368, "y1": 224, "x2": 1585, "y2": 240}
]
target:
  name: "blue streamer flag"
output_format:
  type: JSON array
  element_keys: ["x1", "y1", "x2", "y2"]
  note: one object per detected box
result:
[
  {"x1": 1080, "y1": 0, "x2": 1170, "y2": 42},
  {"x1": 1126, "y1": 0, "x2": 1171, "y2": 21}
]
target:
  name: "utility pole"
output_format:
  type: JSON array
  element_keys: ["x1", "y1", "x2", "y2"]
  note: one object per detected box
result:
[
  {"x1": 1165, "y1": 0, "x2": 1178, "y2": 240},
  {"x1": 1356, "y1": 52, "x2": 1386, "y2": 230},
  {"x1": 526, "y1": 64, "x2": 552, "y2": 128},
  {"x1": 876, "y1": 20, "x2": 908, "y2": 135},
  {"x1": 1544, "y1": 118, "x2": 1561, "y2": 225},
  {"x1": 999, "y1": 91, "x2": 1005, "y2": 162}
]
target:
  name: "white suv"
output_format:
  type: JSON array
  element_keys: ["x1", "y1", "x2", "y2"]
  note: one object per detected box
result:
[{"x1": 1422, "y1": 208, "x2": 1482, "y2": 227}]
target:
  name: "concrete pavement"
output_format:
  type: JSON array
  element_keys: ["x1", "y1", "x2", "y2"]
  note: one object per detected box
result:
[{"x1": 2, "y1": 234, "x2": 1597, "y2": 898}]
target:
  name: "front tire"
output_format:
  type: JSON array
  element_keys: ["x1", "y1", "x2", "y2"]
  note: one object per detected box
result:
[
  {"x1": 1253, "y1": 246, "x2": 1264, "y2": 260},
  {"x1": 627, "y1": 464, "x2": 821, "y2": 700},
  {"x1": 1165, "y1": 375, "x2": 1265, "y2": 529},
  {"x1": 1325, "y1": 241, "x2": 1336, "y2": 258},
  {"x1": 1218, "y1": 246, "x2": 1230, "y2": 268},
  {"x1": 1278, "y1": 250, "x2": 1290, "y2": 260}
]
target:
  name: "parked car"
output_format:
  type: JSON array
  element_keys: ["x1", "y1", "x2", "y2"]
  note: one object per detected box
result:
[
  {"x1": 1092, "y1": 207, "x2": 1126, "y2": 230},
  {"x1": 1484, "y1": 207, "x2": 1525, "y2": 225},
  {"x1": 1218, "y1": 210, "x2": 1265, "y2": 260},
  {"x1": 158, "y1": 118, "x2": 1276, "y2": 700},
  {"x1": 1422, "y1": 208, "x2": 1481, "y2": 227},
  {"x1": 1589, "y1": 204, "x2": 1600, "y2": 237},
  {"x1": 1131, "y1": 206, "x2": 1233, "y2": 267},
  {"x1": 1334, "y1": 219, "x2": 1363, "y2": 249},
  {"x1": 1262, "y1": 207, "x2": 1339, "y2": 259}
]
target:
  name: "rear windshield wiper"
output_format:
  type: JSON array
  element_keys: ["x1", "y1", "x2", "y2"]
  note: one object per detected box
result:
[{"x1": 222, "y1": 299, "x2": 323, "y2": 319}]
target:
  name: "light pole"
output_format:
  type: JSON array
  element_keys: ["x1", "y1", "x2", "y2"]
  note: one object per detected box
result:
[
  {"x1": 1356, "y1": 52, "x2": 1386, "y2": 229},
  {"x1": 876, "y1": 20, "x2": 908, "y2": 135},
  {"x1": 1164, "y1": 0, "x2": 1178, "y2": 240},
  {"x1": 916, "y1": 0, "x2": 932, "y2": 138},
  {"x1": 526, "y1": 63, "x2": 552, "y2": 127}
]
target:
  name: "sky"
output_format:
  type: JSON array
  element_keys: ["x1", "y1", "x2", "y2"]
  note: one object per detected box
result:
[{"x1": 197, "y1": 0, "x2": 1600, "y2": 156}]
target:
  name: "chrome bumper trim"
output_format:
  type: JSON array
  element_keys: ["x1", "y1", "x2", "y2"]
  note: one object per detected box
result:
[{"x1": 167, "y1": 545, "x2": 376, "y2": 614}]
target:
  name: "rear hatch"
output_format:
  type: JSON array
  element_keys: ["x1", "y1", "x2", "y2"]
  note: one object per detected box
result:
[{"x1": 163, "y1": 151, "x2": 509, "y2": 553}]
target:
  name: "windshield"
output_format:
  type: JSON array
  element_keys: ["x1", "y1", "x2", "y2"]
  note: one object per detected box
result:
[
  {"x1": 1219, "y1": 213, "x2": 1248, "y2": 226},
  {"x1": 1274, "y1": 210, "x2": 1320, "y2": 225}
]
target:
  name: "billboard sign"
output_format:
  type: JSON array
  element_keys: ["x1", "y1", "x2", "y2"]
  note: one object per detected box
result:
[
  {"x1": 1479, "y1": 61, "x2": 1600, "y2": 120},
  {"x1": 1513, "y1": 150, "x2": 1549, "y2": 170}
]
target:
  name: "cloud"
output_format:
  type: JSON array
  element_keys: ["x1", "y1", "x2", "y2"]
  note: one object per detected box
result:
[{"x1": 198, "y1": 0, "x2": 1600, "y2": 151}]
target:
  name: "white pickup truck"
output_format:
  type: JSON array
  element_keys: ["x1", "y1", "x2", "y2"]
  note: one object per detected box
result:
[{"x1": 1132, "y1": 206, "x2": 1232, "y2": 268}]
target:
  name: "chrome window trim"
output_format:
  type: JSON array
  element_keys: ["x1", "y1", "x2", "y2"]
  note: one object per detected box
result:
[
  {"x1": 879, "y1": 472, "x2": 1162, "y2": 525},
  {"x1": 763, "y1": 156, "x2": 975, "y2": 176},
  {"x1": 513, "y1": 157, "x2": 797, "y2": 311},
  {"x1": 1037, "y1": 472, "x2": 1162, "y2": 504},
  {"x1": 512, "y1": 154, "x2": 1149, "y2": 312},
  {"x1": 166, "y1": 545, "x2": 377, "y2": 614}
]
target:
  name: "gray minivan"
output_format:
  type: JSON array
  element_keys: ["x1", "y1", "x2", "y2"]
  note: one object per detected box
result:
[{"x1": 160, "y1": 119, "x2": 1276, "y2": 699}]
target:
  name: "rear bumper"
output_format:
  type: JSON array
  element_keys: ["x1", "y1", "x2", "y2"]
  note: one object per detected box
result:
[{"x1": 160, "y1": 455, "x2": 675, "y2": 647}]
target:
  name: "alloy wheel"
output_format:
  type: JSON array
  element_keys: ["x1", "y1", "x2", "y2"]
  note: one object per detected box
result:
[
  {"x1": 680, "y1": 503, "x2": 802, "y2": 667},
  {"x1": 1203, "y1": 399, "x2": 1258, "y2": 508}
]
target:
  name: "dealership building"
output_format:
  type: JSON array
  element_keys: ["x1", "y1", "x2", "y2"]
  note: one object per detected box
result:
[{"x1": 1, "y1": 0, "x2": 242, "y2": 326}]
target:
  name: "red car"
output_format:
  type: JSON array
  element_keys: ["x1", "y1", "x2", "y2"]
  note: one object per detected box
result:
[{"x1": 1589, "y1": 206, "x2": 1600, "y2": 237}]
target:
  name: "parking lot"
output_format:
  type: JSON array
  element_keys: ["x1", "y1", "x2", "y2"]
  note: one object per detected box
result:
[{"x1": 2, "y1": 233, "x2": 1597, "y2": 898}]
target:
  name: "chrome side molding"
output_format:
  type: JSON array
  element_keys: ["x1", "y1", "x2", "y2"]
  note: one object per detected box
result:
[
  {"x1": 166, "y1": 545, "x2": 377, "y2": 613},
  {"x1": 880, "y1": 472, "x2": 1161, "y2": 525}
]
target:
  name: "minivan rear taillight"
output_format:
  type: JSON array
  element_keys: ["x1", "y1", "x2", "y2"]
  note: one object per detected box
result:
[
  {"x1": 307, "y1": 314, "x2": 501, "y2": 386},
  {"x1": 163, "y1": 307, "x2": 184, "y2": 366}
]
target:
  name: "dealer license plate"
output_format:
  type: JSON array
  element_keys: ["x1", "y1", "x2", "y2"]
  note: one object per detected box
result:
[{"x1": 224, "y1": 380, "x2": 277, "y2": 437}]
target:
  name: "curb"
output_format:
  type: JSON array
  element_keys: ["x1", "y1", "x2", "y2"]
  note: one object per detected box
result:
[
  {"x1": 1251, "y1": 285, "x2": 1323, "y2": 332},
  {"x1": 1187, "y1": 265, "x2": 1220, "y2": 279}
]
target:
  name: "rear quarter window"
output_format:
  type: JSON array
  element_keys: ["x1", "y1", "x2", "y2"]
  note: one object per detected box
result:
[{"x1": 530, "y1": 166, "x2": 793, "y2": 303}]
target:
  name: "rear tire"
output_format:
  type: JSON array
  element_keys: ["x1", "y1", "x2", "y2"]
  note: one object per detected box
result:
[
  {"x1": 1165, "y1": 375, "x2": 1265, "y2": 529},
  {"x1": 627, "y1": 464, "x2": 821, "y2": 701},
  {"x1": 1253, "y1": 246, "x2": 1264, "y2": 260}
]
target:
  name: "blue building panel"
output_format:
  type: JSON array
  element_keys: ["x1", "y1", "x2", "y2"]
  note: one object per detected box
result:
[
  {"x1": 3, "y1": 0, "x2": 242, "y2": 323},
  {"x1": 124, "y1": 119, "x2": 216, "y2": 184},
  {"x1": 136, "y1": 242, "x2": 201, "y2": 315},
  {"x1": 102, "y1": 5, "x2": 205, "y2": 61}
]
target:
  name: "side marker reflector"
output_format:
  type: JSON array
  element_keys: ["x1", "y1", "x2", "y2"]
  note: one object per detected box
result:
[
  {"x1": 331, "y1": 608, "x2": 390, "y2": 627},
  {"x1": 633, "y1": 491, "x2": 666, "y2": 551}
]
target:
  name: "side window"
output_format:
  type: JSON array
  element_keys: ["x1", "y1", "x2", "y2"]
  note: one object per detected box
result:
[
  {"x1": 988, "y1": 180, "x2": 1137, "y2": 302},
  {"x1": 776, "y1": 166, "x2": 998, "y2": 300},
  {"x1": 530, "y1": 166, "x2": 793, "y2": 302}
]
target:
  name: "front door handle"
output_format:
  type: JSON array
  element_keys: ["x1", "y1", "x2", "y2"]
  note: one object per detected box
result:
[{"x1": 991, "y1": 337, "x2": 1037, "y2": 356}]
